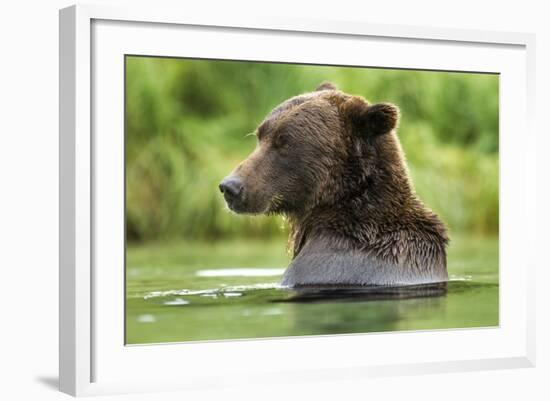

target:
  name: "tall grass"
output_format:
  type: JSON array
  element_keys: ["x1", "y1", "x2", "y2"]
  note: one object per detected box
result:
[{"x1": 125, "y1": 56, "x2": 498, "y2": 242}]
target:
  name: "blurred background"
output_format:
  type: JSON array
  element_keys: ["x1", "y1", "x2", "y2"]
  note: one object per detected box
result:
[
  {"x1": 125, "y1": 56, "x2": 498, "y2": 245},
  {"x1": 124, "y1": 56, "x2": 499, "y2": 343}
]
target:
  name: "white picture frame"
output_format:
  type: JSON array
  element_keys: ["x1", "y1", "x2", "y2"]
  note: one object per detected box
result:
[{"x1": 59, "y1": 4, "x2": 536, "y2": 397}]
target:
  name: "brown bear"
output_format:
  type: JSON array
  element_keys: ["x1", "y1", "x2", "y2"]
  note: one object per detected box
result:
[{"x1": 219, "y1": 82, "x2": 449, "y2": 286}]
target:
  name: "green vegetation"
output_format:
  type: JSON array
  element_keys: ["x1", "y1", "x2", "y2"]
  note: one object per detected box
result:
[
  {"x1": 125, "y1": 56, "x2": 499, "y2": 243},
  {"x1": 124, "y1": 59, "x2": 499, "y2": 343}
]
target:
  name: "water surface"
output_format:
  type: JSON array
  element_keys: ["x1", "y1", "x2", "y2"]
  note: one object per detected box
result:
[{"x1": 126, "y1": 236, "x2": 498, "y2": 344}]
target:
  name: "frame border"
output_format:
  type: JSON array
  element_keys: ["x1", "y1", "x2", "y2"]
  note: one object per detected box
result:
[{"x1": 59, "y1": 4, "x2": 536, "y2": 396}]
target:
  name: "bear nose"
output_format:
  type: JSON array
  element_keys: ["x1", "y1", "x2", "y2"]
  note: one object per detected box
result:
[{"x1": 219, "y1": 176, "x2": 244, "y2": 200}]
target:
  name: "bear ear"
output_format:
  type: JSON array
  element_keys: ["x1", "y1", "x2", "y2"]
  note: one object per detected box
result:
[
  {"x1": 315, "y1": 81, "x2": 337, "y2": 91},
  {"x1": 342, "y1": 96, "x2": 399, "y2": 139}
]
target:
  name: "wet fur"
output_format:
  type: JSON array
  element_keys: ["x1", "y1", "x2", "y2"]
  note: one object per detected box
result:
[{"x1": 225, "y1": 82, "x2": 449, "y2": 286}]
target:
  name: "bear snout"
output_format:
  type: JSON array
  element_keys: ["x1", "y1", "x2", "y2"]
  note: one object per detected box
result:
[{"x1": 219, "y1": 176, "x2": 244, "y2": 208}]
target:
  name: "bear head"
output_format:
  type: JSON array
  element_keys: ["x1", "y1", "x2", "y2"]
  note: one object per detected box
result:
[{"x1": 219, "y1": 82, "x2": 402, "y2": 217}]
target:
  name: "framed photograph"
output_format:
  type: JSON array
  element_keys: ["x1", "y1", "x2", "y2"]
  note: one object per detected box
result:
[{"x1": 59, "y1": 4, "x2": 536, "y2": 396}]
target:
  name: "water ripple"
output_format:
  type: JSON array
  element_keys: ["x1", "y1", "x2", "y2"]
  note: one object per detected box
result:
[{"x1": 143, "y1": 282, "x2": 282, "y2": 300}]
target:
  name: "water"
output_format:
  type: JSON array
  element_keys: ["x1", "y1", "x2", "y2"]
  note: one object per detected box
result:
[{"x1": 125, "y1": 236, "x2": 498, "y2": 344}]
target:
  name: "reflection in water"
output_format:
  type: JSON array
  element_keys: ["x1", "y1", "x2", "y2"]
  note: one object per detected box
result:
[
  {"x1": 274, "y1": 283, "x2": 448, "y2": 336},
  {"x1": 143, "y1": 281, "x2": 448, "y2": 303},
  {"x1": 280, "y1": 282, "x2": 447, "y2": 303},
  {"x1": 136, "y1": 314, "x2": 156, "y2": 323},
  {"x1": 126, "y1": 235, "x2": 500, "y2": 344},
  {"x1": 129, "y1": 276, "x2": 498, "y2": 344},
  {"x1": 163, "y1": 298, "x2": 189, "y2": 306}
]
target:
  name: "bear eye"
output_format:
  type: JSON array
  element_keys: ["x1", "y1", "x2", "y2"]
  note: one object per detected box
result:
[{"x1": 274, "y1": 133, "x2": 290, "y2": 150}]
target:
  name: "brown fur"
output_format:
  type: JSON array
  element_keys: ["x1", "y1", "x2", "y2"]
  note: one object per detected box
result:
[{"x1": 220, "y1": 82, "x2": 449, "y2": 286}]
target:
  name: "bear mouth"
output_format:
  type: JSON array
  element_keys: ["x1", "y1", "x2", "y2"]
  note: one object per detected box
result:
[
  {"x1": 225, "y1": 197, "x2": 247, "y2": 214},
  {"x1": 223, "y1": 192, "x2": 254, "y2": 214},
  {"x1": 224, "y1": 194, "x2": 271, "y2": 215}
]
